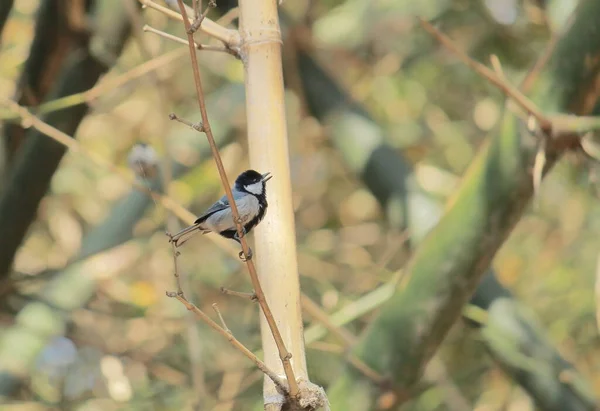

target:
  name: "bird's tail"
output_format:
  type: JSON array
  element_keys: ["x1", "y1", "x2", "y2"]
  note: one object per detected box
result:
[{"x1": 169, "y1": 223, "x2": 203, "y2": 247}]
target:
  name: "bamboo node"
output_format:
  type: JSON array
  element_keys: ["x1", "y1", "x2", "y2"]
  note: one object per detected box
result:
[{"x1": 239, "y1": 28, "x2": 283, "y2": 46}]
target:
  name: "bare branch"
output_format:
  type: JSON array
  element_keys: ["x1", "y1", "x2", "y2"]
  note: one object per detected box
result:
[
  {"x1": 188, "y1": 0, "x2": 216, "y2": 34},
  {"x1": 0, "y1": 49, "x2": 186, "y2": 121},
  {"x1": 301, "y1": 294, "x2": 357, "y2": 346},
  {"x1": 138, "y1": 0, "x2": 241, "y2": 48},
  {"x1": 168, "y1": 112, "x2": 204, "y2": 132},
  {"x1": 165, "y1": 291, "x2": 288, "y2": 394},
  {"x1": 418, "y1": 18, "x2": 550, "y2": 130},
  {"x1": 520, "y1": 3, "x2": 579, "y2": 93},
  {"x1": 1, "y1": 100, "x2": 199, "y2": 228},
  {"x1": 171, "y1": 241, "x2": 184, "y2": 296},
  {"x1": 143, "y1": 24, "x2": 238, "y2": 57},
  {"x1": 301, "y1": 294, "x2": 388, "y2": 386},
  {"x1": 192, "y1": 0, "x2": 200, "y2": 21},
  {"x1": 212, "y1": 303, "x2": 230, "y2": 332},
  {"x1": 173, "y1": 0, "x2": 300, "y2": 398},
  {"x1": 419, "y1": 17, "x2": 600, "y2": 148},
  {"x1": 220, "y1": 287, "x2": 258, "y2": 302},
  {"x1": 167, "y1": 231, "x2": 287, "y2": 395}
]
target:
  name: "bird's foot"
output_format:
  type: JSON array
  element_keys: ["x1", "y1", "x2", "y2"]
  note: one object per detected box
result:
[
  {"x1": 239, "y1": 247, "x2": 253, "y2": 262},
  {"x1": 166, "y1": 232, "x2": 180, "y2": 247},
  {"x1": 233, "y1": 227, "x2": 247, "y2": 242}
]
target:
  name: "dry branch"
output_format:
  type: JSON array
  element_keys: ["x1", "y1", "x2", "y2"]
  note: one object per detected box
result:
[
  {"x1": 166, "y1": 244, "x2": 287, "y2": 394},
  {"x1": 419, "y1": 18, "x2": 600, "y2": 145},
  {"x1": 138, "y1": 0, "x2": 241, "y2": 48},
  {"x1": 0, "y1": 48, "x2": 187, "y2": 121},
  {"x1": 1, "y1": 100, "x2": 198, "y2": 227},
  {"x1": 143, "y1": 25, "x2": 238, "y2": 57},
  {"x1": 170, "y1": 0, "x2": 300, "y2": 401}
]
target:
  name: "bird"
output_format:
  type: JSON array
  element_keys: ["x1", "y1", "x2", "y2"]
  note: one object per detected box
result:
[{"x1": 169, "y1": 169, "x2": 272, "y2": 260}]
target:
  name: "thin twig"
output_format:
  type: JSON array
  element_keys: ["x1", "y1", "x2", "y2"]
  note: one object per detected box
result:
[
  {"x1": 1, "y1": 100, "x2": 198, "y2": 229},
  {"x1": 193, "y1": 0, "x2": 200, "y2": 21},
  {"x1": 171, "y1": 242, "x2": 184, "y2": 296},
  {"x1": 419, "y1": 17, "x2": 600, "y2": 143},
  {"x1": 519, "y1": 3, "x2": 579, "y2": 93},
  {"x1": 212, "y1": 303, "x2": 231, "y2": 332},
  {"x1": 189, "y1": 0, "x2": 216, "y2": 34},
  {"x1": 301, "y1": 294, "x2": 388, "y2": 385},
  {"x1": 174, "y1": 0, "x2": 300, "y2": 397},
  {"x1": 489, "y1": 54, "x2": 506, "y2": 81},
  {"x1": 138, "y1": 0, "x2": 241, "y2": 48},
  {"x1": 143, "y1": 25, "x2": 238, "y2": 57},
  {"x1": 300, "y1": 294, "x2": 357, "y2": 346},
  {"x1": 307, "y1": 342, "x2": 387, "y2": 385},
  {"x1": 418, "y1": 18, "x2": 551, "y2": 131},
  {"x1": 166, "y1": 292, "x2": 288, "y2": 393},
  {"x1": 169, "y1": 113, "x2": 204, "y2": 132},
  {"x1": 0, "y1": 49, "x2": 186, "y2": 121},
  {"x1": 220, "y1": 287, "x2": 258, "y2": 302}
]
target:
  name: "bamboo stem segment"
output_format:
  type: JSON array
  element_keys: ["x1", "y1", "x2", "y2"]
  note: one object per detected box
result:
[{"x1": 238, "y1": 0, "x2": 308, "y2": 406}]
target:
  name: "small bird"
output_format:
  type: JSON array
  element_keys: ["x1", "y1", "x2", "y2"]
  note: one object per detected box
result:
[{"x1": 169, "y1": 169, "x2": 272, "y2": 260}]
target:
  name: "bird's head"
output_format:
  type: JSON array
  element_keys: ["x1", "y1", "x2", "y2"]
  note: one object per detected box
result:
[{"x1": 235, "y1": 169, "x2": 272, "y2": 196}]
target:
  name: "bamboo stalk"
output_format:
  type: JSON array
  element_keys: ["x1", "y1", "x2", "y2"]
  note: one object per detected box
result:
[{"x1": 238, "y1": 0, "x2": 308, "y2": 407}]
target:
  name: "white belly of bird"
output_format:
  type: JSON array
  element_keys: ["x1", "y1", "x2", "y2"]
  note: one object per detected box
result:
[{"x1": 204, "y1": 195, "x2": 260, "y2": 233}]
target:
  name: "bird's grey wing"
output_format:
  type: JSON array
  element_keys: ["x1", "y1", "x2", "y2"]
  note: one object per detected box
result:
[{"x1": 194, "y1": 195, "x2": 230, "y2": 224}]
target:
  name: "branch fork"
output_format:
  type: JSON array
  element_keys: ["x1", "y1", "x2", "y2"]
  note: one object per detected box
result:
[
  {"x1": 168, "y1": 112, "x2": 204, "y2": 132},
  {"x1": 188, "y1": 0, "x2": 217, "y2": 34},
  {"x1": 419, "y1": 17, "x2": 600, "y2": 195},
  {"x1": 164, "y1": 250, "x2": 288, "y2": 394}
]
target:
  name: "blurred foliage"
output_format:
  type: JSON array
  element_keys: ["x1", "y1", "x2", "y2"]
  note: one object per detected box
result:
[{"x1": 0, "y1": 0, "x2": 599, "y2": 410}]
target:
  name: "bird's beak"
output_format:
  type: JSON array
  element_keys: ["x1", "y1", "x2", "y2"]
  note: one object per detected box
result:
[{"x1": 261, "y1": 172, "x2": 272, "y2": 182}]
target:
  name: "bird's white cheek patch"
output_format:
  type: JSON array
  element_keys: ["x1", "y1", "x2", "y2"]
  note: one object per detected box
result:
[{"x1": 244, "y1": 182, "x2": 263, "y2": 195}]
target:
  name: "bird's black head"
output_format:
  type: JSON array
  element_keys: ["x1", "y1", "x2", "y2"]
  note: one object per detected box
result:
[{"x1": 235, "y1": 169, "x2": 272, "y2": 197}]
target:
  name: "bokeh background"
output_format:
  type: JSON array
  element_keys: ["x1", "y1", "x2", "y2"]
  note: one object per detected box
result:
[{"x1": 0, "y1": 0, "x2": 599, "y2": 410}]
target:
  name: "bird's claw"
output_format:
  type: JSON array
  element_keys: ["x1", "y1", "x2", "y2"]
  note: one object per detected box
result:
[
  {"x1": 239, "y1": 247, "x2": 253, "y2": 262},
  {"x1": 234, "y1": 227, "x2": 247, "y2": 241}
]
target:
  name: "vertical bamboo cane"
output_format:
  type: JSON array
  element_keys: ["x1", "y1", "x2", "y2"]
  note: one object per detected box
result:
[{"x1": 238, "y1": 0, "x2": 308, "y2": 406}]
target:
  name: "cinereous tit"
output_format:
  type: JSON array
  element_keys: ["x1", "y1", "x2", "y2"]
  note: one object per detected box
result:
[{"x1": 170, "y1": 169, "x2": 272, "y2": 260}]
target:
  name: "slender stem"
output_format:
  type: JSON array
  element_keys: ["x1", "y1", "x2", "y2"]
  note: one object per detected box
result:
[
  {"x1": 174, "y1": 0, "x2": 299, "y2": 398},
  {"x1": 171, "y1": 242, "x2": 184, "y2": 295},
  {"x1": 220, "y1": 287, "x2": 257, "y2": 301},
  {"x1": 1, "y1": 100, "x2": 199, "y2": 229},
  {"x1": 300, "y1": 294, "x2": 357, "y2": 346},
  {"x1": 418, "y1": 18, "x2": 551, "y2": 130},
  {"x1": 212, "y1": 303, "x2": 230, "y2": 332},
  {"x1": 301, "y1": 294, "x2": 387, "y2": 385},
  {"x1": 139, "y1": 0, "x2": 241, "y2": 47},
  {"x1": 0, "y1": 49, "x2": 186, "y2": 121},
  {"x1": 519, "y1": 4, "x2": 579, "y2": 93},
  {"x1": 168, "y1": 293, "x2": 287, "y2": 393},
  {"x1": 192, "y1": 0, "x2": 199, "y2": 20},
  {"x1": 143, "y1": 25, "x2": 238, "y2": 56}
]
